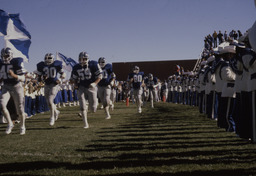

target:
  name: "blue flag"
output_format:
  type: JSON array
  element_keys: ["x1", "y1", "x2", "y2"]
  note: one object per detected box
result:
[
  {"x1": 7, "y1": 39, "x2": 31, "y2": 61},
  {"x1": 0, "y1": 9, "x2": 9, "y2": 36},
  {"x1": 9, "y1": 13, "x2": 31, "y2": 39},
  {"x1": 57, "y1": 52, "x2": 77, "y2": 72},
  {"x1": 0, "y1": 9, "x2": 31, "y2": 62}
]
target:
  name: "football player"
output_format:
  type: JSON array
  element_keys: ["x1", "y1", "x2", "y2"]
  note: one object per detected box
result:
[
  {"x1": 144, "y1": 73, "x2": 158, "y2": 108},
  {"x1": 110, "y1": 73, "x2": 118, "y2": 110},
  {"x1": 35, "y1": 53, "x2": 65, "y2": 126},
  {"x1": 0, "y1": 47, "x2": 27, "y2": 135},
  {"x1": 70, "y1": 52, "x2": 103, "y2": 128},
  {"x1": 128, "y1": 66, "x2": 144, "y2": 113},
  {"x1": 97, "y1": 57, "x2": 115, "y2": 119}
]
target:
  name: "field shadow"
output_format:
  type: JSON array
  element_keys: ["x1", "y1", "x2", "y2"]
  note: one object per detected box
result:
[
  {"x1": 0, "y1": 160, "x2": 255, "y2": 175},
  {"x1": 1, "y1": 104, "x2": 256, "y2": 175},
  {"x1": 70, "y1": 105, "x2": 256, "y2": 174}
]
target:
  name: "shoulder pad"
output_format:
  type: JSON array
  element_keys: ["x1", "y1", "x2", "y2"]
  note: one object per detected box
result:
[
  {"x1": 10, "y1": 57, "x2": 23, "y2": 65},
  {"x1": 89, "y1": 60, "x2": 98, "y2": 66},
  {"x1": 37, "y1": 61, "x2": 45, "y2": 68},
  {"x1": 54, "y1": 60, "x2": 62, "y2": 66},
  {"x1": 105, "y1": 63, "x2": 112, "y2": 69}
]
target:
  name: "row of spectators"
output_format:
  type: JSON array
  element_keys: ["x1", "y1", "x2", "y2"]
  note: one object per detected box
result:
[{"x1": 204, "y1": 30, "x2": 245, "y2": 49}]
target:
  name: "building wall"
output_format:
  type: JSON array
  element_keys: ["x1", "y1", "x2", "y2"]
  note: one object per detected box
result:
[{"x1": 112, "y1": 59, "x2": 197, "y2": 81}]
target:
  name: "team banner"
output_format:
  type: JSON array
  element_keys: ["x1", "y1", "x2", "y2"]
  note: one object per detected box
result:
[
  {"x1": 5, "y1": 39, "x2": 31, "y2": 62},
  {"x1": 0, "y1": 9, "x2": 31, "y2": 62},
  {"x1": 57, "y1": 52, "x2": 77, "y2": 72},
  {"x1": 0, "y1": 9, "x2": 9, "y2": 36}
]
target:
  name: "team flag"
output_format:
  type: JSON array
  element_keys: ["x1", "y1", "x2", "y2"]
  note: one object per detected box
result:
[
  {"x1": 57, "y1": 52, "x2": 77, "y2": 72},
  {"x1": 0, "y1": 9, "x2": 31, "y2": 62},
  {"x1": 5, "y1": 13, "x2": 31, "y2": 40},
  {"x1": 0, "y1": 9, "x2": 9, "y2": 36},
  {"x1": 5, "y1": 39, "x2": 31, "y2": 61}
]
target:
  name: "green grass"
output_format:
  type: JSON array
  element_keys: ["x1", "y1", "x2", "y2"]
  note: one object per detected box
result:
[{"x1": 0, "y1": 102, "x2": 256, "y2": 176}]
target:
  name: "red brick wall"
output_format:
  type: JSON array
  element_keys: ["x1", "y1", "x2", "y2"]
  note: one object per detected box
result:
[{"x1": 112, "y1": 59, "x2": 197, "y2": 81}]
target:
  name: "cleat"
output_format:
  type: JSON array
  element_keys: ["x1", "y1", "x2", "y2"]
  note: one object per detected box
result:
[
  {"x1": 26, "y1": 115, "x2": 33, "y2": 119},
  {"x1": 84, "y1": 125, "x2": 89, "y2": 129},
  {"x1": 20, "y1": 127, "x2": 26, "y2": 135},
  {"x1": 55, "y1": 110, "x2": 60, "y2": 121},
  {"x1": 6, "y1": 125, "x2": 14, "y2": 134},
  {"x1": 138, "y1": 107, "x2": 142, "y2": 114},
  {"x1": 105, "y1": 115, "x2": 111, "y2": 120},
  {"x1": 50, "y1": 117, "x2": 55, "y2": 126}
]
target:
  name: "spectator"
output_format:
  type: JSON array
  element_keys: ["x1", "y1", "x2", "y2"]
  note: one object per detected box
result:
[
  {"x1": 238, "y1": 30, "x2": 243, "y2": 38},
  {"x1": 217, "y1": 30, "x2": 224, "y2": 44},
  {"x1": 207, "y1": 34, "x2": 213, "y2": 47},
  {"x1": 229, "y1": 30, "x2": 234, "y2": 39},
  {"x1": 233, "y1": 31, "x2": 238, "y2": 40},
  {"x1": 224, "y1": 31, "x2": 228, "y2": 41},
  {"x1": 212, "y1": 31, "x2": 218, "y2": 47},
  {"x1": 204, "y1": 40, "x2": 210, "y2": 50}
]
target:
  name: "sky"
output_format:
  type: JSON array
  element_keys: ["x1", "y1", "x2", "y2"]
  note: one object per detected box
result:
[{"x1": 0, "y1": 0, "x2": 256, "y2": 73}]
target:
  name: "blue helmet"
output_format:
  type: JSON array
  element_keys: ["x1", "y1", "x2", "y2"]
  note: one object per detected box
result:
[
  {"x1": 79, "y1": 52, "x2": 89, "y2": 66},
  {"x1": 148, "y1": 73, "x2": 153, "y2": 80},
  {"x1": 98, "y1": 57, "x2": 106, "y2": 68},
  {"x1": 133, "y1": 66, "x2": 139, "y2": 74},
  {"x1": 1, "y1": 47, "x2": 13, "y2": 64},
  {"x1": 44, "y1": 53, "x2": 54, "y2": 65}
]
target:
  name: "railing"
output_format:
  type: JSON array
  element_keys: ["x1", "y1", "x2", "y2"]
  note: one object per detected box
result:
[{"x1": 192, "y1": 47, "x2": 205, "y2": 73}]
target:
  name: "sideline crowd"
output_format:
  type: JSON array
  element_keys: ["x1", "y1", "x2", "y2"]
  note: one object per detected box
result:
[{"x1": 166, "y1": 28, "x2": 256, "y2": 142}]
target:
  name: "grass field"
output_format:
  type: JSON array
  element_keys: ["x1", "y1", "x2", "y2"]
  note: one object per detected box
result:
[{"x1": 0, "y1": 102, "x2": 256, "y2": 176}]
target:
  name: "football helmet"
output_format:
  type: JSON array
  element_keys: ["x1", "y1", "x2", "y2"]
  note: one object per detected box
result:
[
  {"x1": 1, "y1": 47, "x2": 13, "y2": 64},
  {"x1": 98, "y1": 57, "x2": 106, "y2": 68},
  {"x1": 148, "y1": 73, "x2": 153, "y2": 80},
  {"x1": 133, "y1": 66, "x2": 139, "y2": 74},
  {"x1": 79, "y1": 52, "x2": 89, "y2": 66},
  {"x1": 44, "y1": 53, "x2": 54, "y2": 65}
]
